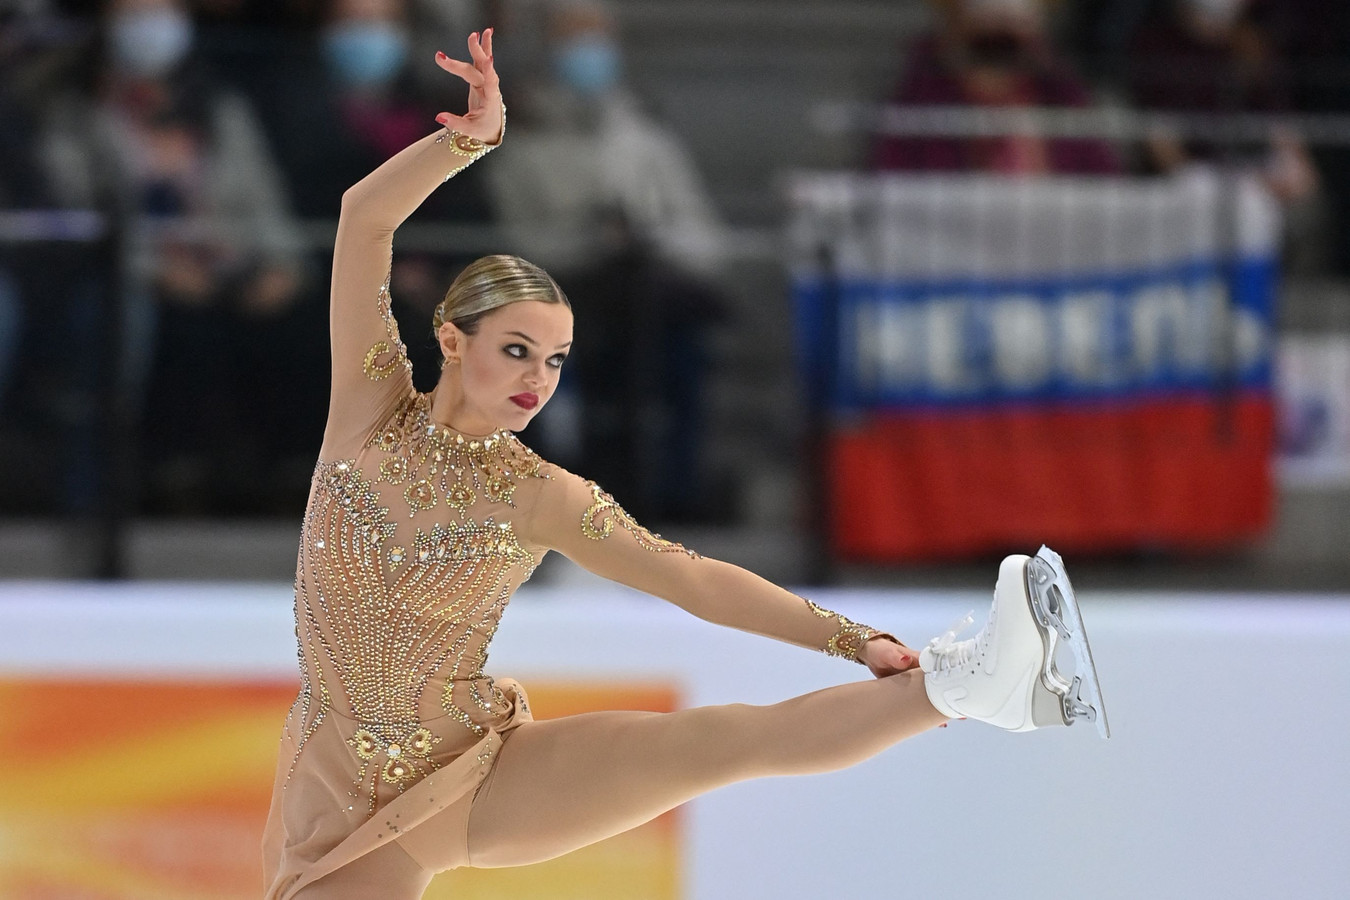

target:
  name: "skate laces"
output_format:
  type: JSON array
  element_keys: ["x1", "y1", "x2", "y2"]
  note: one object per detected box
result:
[{"x1": 925, "y1": 611, "x2": 976, "y2": 675}]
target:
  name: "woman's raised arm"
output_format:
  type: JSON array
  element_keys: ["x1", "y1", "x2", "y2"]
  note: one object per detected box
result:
[{"x1": 322, "y1": 30, "x2": 504, "y2": 456}]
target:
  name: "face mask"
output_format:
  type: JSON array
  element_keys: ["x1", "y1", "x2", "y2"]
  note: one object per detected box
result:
[
  {"x1": 552, "y1": 36, "x2": 621, "y2": 97},
  {"x1": 322, "y1": 22, "x2": 409, "y2": 88},
  {"x1": 109, "y1": 8, "x2": 194, "y2": 78}
]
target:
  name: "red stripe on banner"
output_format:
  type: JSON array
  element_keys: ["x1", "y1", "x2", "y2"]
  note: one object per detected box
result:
[{"x1": 829, "y1": 394, "x2": 1274, "y2": 561}]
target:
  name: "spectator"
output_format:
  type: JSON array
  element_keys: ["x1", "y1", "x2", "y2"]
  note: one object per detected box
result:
[
  {"x1": 872, "y1": 0, "x2": 1122, "y2": 175},
  {"x1": 0, "y1": 86, "x2": 51, "y2": 426},
  {"x1": 39, "y1": 0, "x2": 311, "y2": 513},
  {"x1": 1125, "y1": 0, "x2": 1326, "y2": 271},
  {"x1": 0, "y1": 6, "x2": 110, "y2": 514},
  {"x1": 485, "y1": 0, "x2": 728, "y2": 276},
  {"x1": 484, "y1": 0, "x2": 728, "y2": 521},
  {"x1": 259, "y1": 0, "x2": 495, "y2": 385}
]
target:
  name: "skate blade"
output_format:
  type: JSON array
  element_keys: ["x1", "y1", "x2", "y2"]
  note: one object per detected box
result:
[{"x1": 1026, "y1": 547, "x2": 1111, "y2": 739}]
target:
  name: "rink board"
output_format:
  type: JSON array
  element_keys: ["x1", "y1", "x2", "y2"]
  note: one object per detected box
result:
[
  {"x1": 0, "y1": 675, "x2": 677, "y2": 900},
  {"x1": 1, "y1": 580, "x2": 1348, "y2": 900}
]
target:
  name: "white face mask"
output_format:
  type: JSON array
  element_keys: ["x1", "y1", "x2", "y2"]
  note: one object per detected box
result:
[{"x1": 109, "y1": 8, "x2": 194, "y2": 78}]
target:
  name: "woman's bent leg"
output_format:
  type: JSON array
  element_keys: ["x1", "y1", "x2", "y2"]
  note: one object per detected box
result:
[{"x1": 467, "y1": 669, "x2": 944, "y2": 868}]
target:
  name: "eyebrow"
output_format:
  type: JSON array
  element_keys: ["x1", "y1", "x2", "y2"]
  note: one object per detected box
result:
[{"x1": 506, "y1": 330, "x2": 572, "y2": 349}]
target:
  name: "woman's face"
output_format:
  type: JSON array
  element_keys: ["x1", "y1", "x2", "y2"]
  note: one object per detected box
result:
[{"x1": 448, "y1": 299, "x2": 573, "y2": 434}]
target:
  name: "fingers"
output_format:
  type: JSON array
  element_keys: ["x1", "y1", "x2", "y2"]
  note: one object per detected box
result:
[
  {"x1": 483, "y1": 31, "x2": 500, "y2": 91},
  {"x1": 467, "y1": 29, "x2": 489, "y2": 67},
  {"x1": 474, "y1": 28, "x2": 500, "y2": 97},
  {"x1": 435, "y1": 51, "x2": 485, "y2": 89},
  {"x1": 434, "y1": 112, "x2": 471, "y2": 131}
]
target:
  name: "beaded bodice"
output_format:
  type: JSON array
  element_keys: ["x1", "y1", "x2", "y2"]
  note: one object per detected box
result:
[{"x1": 288, "y1": 391, "x2": 548, "y2": 809}]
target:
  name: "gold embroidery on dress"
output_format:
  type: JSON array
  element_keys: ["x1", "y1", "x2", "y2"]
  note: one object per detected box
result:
[
  {"x1": 580, "y1": 480, "x2": 701, "y2": 558},
  {"x1": 434, "y1": 103, "x2": 504, "y2": 181},
  {"x1": 369, "y1": 394, "x2": 547, "y2": 518},
  {"x1": 349, "y1": 727, "x2": 440, "y2": 788},
  {"x1": 805, "y1": 597, "x2": 879, "y2": 663},
  {"x1": 287, "y1": 443, "x2": 541, "y2": 814},
  {"x1": 290, "y1": 136, "x2": 523, "y2": 816},
  {"x1": 362, "y1": 271, "x2": 414, "y2": 382}
]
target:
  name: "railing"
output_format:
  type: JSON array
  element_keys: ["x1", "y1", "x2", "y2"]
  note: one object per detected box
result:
[{"x1": 812, "y1": 103, "x2": 1350, "y2": 146}]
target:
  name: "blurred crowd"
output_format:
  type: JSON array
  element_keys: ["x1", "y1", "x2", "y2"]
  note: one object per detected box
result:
[
  {"x1": 873, "y1": 0, "x2": 1342, "y2": 270},
  {"x1": 0, "y1": 0, "x2": 1347, "y2": 523}
]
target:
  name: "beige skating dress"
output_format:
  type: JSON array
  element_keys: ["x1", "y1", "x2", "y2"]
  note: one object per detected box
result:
[{"x1": 260, "y1": 125, "x2": 891, "y2": 899}]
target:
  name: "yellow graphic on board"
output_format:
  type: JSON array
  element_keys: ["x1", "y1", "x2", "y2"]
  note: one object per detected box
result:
[{"x1": 0, "y1": 678, "x2": 680, "y2": 899}]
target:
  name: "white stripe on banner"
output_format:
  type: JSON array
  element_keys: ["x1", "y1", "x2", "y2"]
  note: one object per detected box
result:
[{"x1": 788, "y1": 170, "x2": 1280, "y2": 406}]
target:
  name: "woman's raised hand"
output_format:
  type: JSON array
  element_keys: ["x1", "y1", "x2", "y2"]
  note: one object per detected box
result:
[{"x1": 433, "y1": 29, "x2": 502, "y2": 144}]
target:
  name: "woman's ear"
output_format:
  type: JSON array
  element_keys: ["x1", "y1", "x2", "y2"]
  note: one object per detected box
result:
[{"x1": 438, "y1": 321, "x2": 463, "y2": 366}]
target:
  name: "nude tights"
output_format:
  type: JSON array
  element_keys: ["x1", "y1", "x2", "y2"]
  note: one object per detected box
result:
[{"x1": 293, "y1": 669, "x2": 945, "y2": 897}]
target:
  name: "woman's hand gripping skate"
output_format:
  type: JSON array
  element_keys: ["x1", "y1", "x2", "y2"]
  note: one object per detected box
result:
[
  {"x1": 859, "y1": 636, "x2": 955, "y2": 726},
  {"x1": 857, "y1": 637, "x2": 920, "y2": 678},
  {"x1": 433, "y1": 28, "x2": 503, "y2": 143}
]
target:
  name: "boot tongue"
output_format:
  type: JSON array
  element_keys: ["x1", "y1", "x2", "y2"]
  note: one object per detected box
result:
[{"x1": 919, "y1": 611, "x2": 976, "y2": 673}]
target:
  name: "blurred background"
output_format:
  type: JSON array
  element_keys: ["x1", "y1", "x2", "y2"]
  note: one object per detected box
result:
[
  {"x1": 1, "y1": 0, "x2": 1349, "y2": 588},
  {"x1": 2, "y1": 2, "x2": 1349, "y2": 898}
]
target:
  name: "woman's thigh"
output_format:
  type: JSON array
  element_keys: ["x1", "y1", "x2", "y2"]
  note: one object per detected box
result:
[
  {"x1": 392, "y1": 786, "x2": 478, "y2": 873},
  {"x1": 463, "y1": 671, "x2": 937, "y2": 869},
  {"x1": 465, "y1": 706, "x2": 759, "y2": 868}
]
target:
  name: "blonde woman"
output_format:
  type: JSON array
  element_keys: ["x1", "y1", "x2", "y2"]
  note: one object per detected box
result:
[{"x1": 261, "y1": 29, "x2": 1107, "y2": 899}]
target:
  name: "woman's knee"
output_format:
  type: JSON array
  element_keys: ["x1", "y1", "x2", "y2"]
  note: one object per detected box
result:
[{"x1": 665, "y1": 701, "x2": 779, "y2": 782}]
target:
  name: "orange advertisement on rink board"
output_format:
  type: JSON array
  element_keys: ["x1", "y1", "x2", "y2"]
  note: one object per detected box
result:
[{"x1": 0, "y1": 677, "x2": 681, "y2": 900}]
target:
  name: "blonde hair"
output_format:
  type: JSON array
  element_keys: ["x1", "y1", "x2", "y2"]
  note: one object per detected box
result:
[{"x1": 432, "y1": 255, "x2": 570, "y2": 340}]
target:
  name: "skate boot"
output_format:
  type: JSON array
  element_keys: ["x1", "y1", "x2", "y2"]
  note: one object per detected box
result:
[{"x1": 919, "y1": 546, "x2": 1110, "y2": 738}]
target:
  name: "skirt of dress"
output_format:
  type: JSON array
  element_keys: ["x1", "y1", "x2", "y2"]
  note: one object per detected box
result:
[{"x1": 262, "y1": 678, "x2": 534, "y2": 900}]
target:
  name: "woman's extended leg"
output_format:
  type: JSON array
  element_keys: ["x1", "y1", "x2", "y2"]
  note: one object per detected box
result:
[{"x1": 465, "y1": 668, "x2": 945, "y2": 868}]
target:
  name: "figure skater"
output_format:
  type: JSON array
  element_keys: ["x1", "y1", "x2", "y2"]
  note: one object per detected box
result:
[{"x1": 261, "y1": 30, "x2": 1108, "y2": 899}]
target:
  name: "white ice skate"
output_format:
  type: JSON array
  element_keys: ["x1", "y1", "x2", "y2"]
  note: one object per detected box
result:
[{"x1": 919, "y1": 546, "x2": 1110, "y2": 738}]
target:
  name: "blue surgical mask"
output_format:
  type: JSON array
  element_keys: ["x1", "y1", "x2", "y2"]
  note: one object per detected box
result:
[
  {"x1": 322, "y1": 22, "x2": 409, "y2": 88},
  {"x1": 552, "y1": 36, "x2": 621, "y2": 97},
  {"x1": 109, "y1": 8, "x2": 194, "y2": 78}
]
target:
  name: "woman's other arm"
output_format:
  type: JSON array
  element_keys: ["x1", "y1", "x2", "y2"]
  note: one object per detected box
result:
[
  {"x1": 520, "y1": 465, "x2": 918, "y2": 676},
  {"x1": 323, "y1": 30, "x2": 504, "y2": 455}
]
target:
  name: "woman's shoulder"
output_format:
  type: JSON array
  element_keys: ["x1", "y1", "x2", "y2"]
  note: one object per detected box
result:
[
  {"x1": 504, "y1": 441, "x2": 609, "y2": 531},
  {"x1": 504, "y1": 436, "x2": 577, "y2": 497}
]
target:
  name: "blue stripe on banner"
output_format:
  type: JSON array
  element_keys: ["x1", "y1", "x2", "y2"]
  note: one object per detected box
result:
[{"x1": 792, "y1": 254, "x2": 1276, "y2": 410}]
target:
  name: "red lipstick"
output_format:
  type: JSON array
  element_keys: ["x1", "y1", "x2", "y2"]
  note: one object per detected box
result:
[{"x1": 510, "y1": 393, "x2": 538, "y2": 410}]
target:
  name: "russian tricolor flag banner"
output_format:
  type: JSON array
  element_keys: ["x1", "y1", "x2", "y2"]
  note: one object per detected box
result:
[{"x1": 789, "y1": 171, "x2": 1278, "y2": 560}]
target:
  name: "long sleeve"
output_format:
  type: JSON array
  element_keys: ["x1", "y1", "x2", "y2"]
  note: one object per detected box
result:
[
  {"x1": 520, "y1": 465, "x2": 895, "y2": 663},
  {"x1": 322, "y1": 120, "x2": 500, "y2": 454}
]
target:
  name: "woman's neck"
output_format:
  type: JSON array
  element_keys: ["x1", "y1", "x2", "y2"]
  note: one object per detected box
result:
[{"x1": 427, "y1": 380, "x2": 499, "y2": 438}]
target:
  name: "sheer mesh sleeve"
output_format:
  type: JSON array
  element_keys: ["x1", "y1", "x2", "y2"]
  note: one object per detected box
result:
[
  {"x1": 322, "y1": 121, "x2": 501, "y2": 455},
  {"x1": 521, "y1": 465, "x2": 894, "y2": 663}
]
